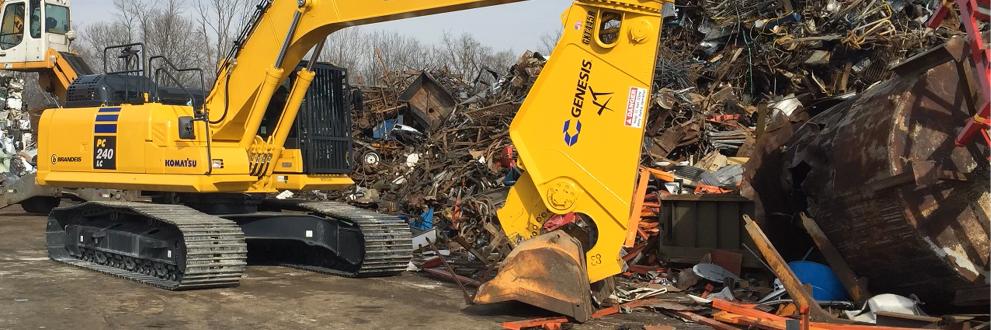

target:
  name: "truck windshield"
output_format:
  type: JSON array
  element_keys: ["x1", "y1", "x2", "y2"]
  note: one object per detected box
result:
[
  {"x1": 30, "y1": 0, "x2": 39, "y2": 38},
  {"x1": 45, "y1": 4, "x2": 67, "y2": 34},
  {"x1": 0, "y1": 3, "x2": 25, "y2": 49}
]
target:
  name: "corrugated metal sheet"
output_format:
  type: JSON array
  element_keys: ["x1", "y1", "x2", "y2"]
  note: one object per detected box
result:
[{"x1": 657, "y1": 194, "x2": 760, "y2": 268}]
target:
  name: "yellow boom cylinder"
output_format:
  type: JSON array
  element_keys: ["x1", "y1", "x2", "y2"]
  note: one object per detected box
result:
[{"x1": 239, "y1": 67, "x2": 286, "y2": 148}]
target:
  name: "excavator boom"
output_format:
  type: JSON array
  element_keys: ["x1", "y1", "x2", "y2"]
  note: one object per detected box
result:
[{"x1": 204, "y1": 0, "x2": 524, "y2": 144}]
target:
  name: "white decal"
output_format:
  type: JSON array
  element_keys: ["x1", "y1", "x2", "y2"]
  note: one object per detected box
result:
[{"x1": 624, "y1": 87, "x2": 648, "y2": 128}]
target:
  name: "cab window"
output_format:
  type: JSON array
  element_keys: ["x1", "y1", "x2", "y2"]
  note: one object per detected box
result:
[
  {"x1": 45, "y1": 4, "x2": 68, "y2": 34},
  {"x1": 29, "y1": 0, "x2": 39, "y2": 38},
  {"x1": 597, "y1": 11, "x2": 622, "y2": 46},
  {"x1": 0, "y1": 3, "x2": 25, "y2": 50}
]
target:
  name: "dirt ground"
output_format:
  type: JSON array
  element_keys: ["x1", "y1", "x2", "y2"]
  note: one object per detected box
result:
[{"x1": 0, "y1": 205, "x2": 700, "y2": 330}]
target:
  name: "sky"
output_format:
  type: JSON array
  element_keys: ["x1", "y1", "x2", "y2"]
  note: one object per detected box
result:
[{"x1": 72, "y1": 0, "x2": 571, "y2": 53}]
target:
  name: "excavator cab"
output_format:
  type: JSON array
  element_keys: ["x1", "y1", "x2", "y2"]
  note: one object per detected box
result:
[{"x1": 0, "y1": 0, "x2": 72, "y2": 64}]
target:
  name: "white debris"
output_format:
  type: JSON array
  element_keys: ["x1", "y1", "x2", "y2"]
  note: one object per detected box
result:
[
  {"x1": 6, "y1": 96, "x2": 22, "y2": 111},
  {"x1": 0, "y1": 77, "x2": 35, "y2": 184},
  {"x1": 275, "y1": 190, "x2": 294, "y2": 200},
  {"x1": 770, "y1": 94, "x2": 802, "y2": 117},
  {"x1": 7, "y1": 79, "x2": 23, "y2": 91},
  {"x1": 844, "y1": 294, "x2": 927, "y2": 324},
  {"x1": 405, "y1": 153, "x2": 421, "y2": 168}
]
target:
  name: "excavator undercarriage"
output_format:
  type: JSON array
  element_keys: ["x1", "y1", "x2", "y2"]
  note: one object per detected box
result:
[
  {"x1": 241, "y1": 200, "x2": 413, "y2": 277},
  {"x1": 47, "y1": 201, "x2": 248, "y2": 290},
  {"x1": 45, "y1": 198, "x2": 413, "y2": 289}
]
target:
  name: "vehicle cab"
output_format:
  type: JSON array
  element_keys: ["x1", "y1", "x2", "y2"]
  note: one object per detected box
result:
[{"x1": 0, "y1": 0, "x2": 71, "y2": 66}]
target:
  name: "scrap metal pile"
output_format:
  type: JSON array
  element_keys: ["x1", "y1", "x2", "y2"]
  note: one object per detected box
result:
[
  {"x1": 646, "y1": 0, "x2": 950, "y2": 165},
  {"x1": 310, "y1": 51, "x2": 549, "y2": 262},
  {"x1": 0, "y1": 77, "x2": 34, "y2": 185},
  {"x1": 317, "y1": 0, "x2": 958, "y2": 243}
]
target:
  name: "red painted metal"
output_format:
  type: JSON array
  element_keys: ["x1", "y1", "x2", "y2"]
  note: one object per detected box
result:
[
  {"x1": 500, "y1": 317, "x2": 569, "y2": 330},
  {"x1": 542, "y1": 212, "x2": 578, "y2": 232},
  {"x1": 672, "y1": 311, "x2": 738, "y2": 330},
  {"x1": 712, "y1": 299, "x2": 924, "y2": 330},
  {"x1": 928, "y1": 0, "x2": 991, "y2": 146}
]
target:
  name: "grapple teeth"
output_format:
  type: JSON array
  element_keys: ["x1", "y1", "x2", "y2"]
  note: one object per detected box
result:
[{"x1": 474, "y1": 231, "x2": 594, "y2": 323}]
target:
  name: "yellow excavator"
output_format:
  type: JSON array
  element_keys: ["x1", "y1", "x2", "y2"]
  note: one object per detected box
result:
[
  {"x1": 0, "y1": 0, "x2": 96, "y2": 213},
  {"x1": 35, "y1": 0, "x2": 671, "y2": 321}
]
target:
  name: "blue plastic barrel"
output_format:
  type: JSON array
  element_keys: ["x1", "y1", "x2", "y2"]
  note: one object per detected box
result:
[{"x1": 788, "y1": 261, "x2": 849, "y2": 301}]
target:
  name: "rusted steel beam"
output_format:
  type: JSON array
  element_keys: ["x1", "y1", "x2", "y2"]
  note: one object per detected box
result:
[
  {"x1": 672, "y1": 310, "x2": 738, "y2": 330},
  {"x1": 626, "y1": 167, "x2": 653, "y2": 248},
  {"x1": 426, "y1": 238, "x2": 474, "y2": 304},
  {"x1": 799, "y1": 213, "x2": 869, "y2": 305},
  {"x1": 712, "y1": 299, "x2": 923, "y2": 330},
  {"x1": 421, "y1": 268, "x2": 482, "y2": 288},
  {"x1": 625, "y1": 167, "x2": 676, "y2": 247},
  {"x1": 742, "y1": 215, "x2": 836, "y2": 323}
]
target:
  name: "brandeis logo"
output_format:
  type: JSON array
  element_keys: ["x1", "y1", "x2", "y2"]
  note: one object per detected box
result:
[{"x1": 50, "y1": 154, "x2": 82, "y2": 164}]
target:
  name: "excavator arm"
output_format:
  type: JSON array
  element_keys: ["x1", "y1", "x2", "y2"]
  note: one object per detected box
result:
[
  {"x1": 205, "y1": 0, "x2": 525, "y2": 144},
  {"x1": 475, "y1": 0, "x2": 672, "y2": 322}
]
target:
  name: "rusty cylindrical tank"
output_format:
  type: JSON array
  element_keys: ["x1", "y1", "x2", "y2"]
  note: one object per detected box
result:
[{"x1": 749, "y1": 44, "x2": 989, "y2": 310}]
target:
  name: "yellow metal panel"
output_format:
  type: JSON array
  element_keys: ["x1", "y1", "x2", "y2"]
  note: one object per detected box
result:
[
  {"x1": 271, "y1": 174, "x2": 354, "y2": 191},
  {"x1": 37, "y1": 102, "x2": 255, "y2": 192},
  {"x1": 274, "y1": 149, "x2": 304, "y2": 173},
  {"x1": 38, "y1": 105, "x2": 91, "y2": 173},
  {"x1": 39, "y1": 172, "x2": 257, "y2": 193},
  {"x1": 497, "y1": 0, "x2": 666, "y2": 282}
]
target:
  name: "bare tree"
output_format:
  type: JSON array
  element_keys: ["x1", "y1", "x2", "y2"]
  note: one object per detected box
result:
[
  {"x1": 433, "y1": 32, "x2": 515, "y2": 85},
  {"x1": 75, "y1": 0, "x2": 207, "y2": 87},
  {"x1": 435, "y1": 32, "x2": 485, "y2": 84},
  {"x1": 359, "y1": 31, "x2": 433, "y2": 86},
  {"x1": 539, "y1": 29, "x2": 562, "y2": 55},
  {"x1": 485, "y1": 49, "x2": 515, "y2": 74},
  {"x1": 113, "y1": 0, "x2": 153, "y2": 44},
  {"x1": 77, "y1": 21, "x2": 131, "y2": 69},
  {"x1": 144, "y1": 0, "x2": 209, "y2": 86},
  {"x1": 74, "y1": 4, "x2": 522, "y2": 91},
  {"x1": 321, "y1": 27, "x2": 368, "y2": 80},
  {"x1": 194, "y1": 0, "x2": 252, "y2": 78}
]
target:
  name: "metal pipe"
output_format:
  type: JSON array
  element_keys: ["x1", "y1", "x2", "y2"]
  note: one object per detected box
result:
[
  {"x1": 426, "y1": 237, "x2": 474, "y2": 305},
  {"x1": 275, "y1": 10, "x2": 303, "y2": 68},
  {"x1": 306, "y1": 39, "x2": 326, "y2": 71}
]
